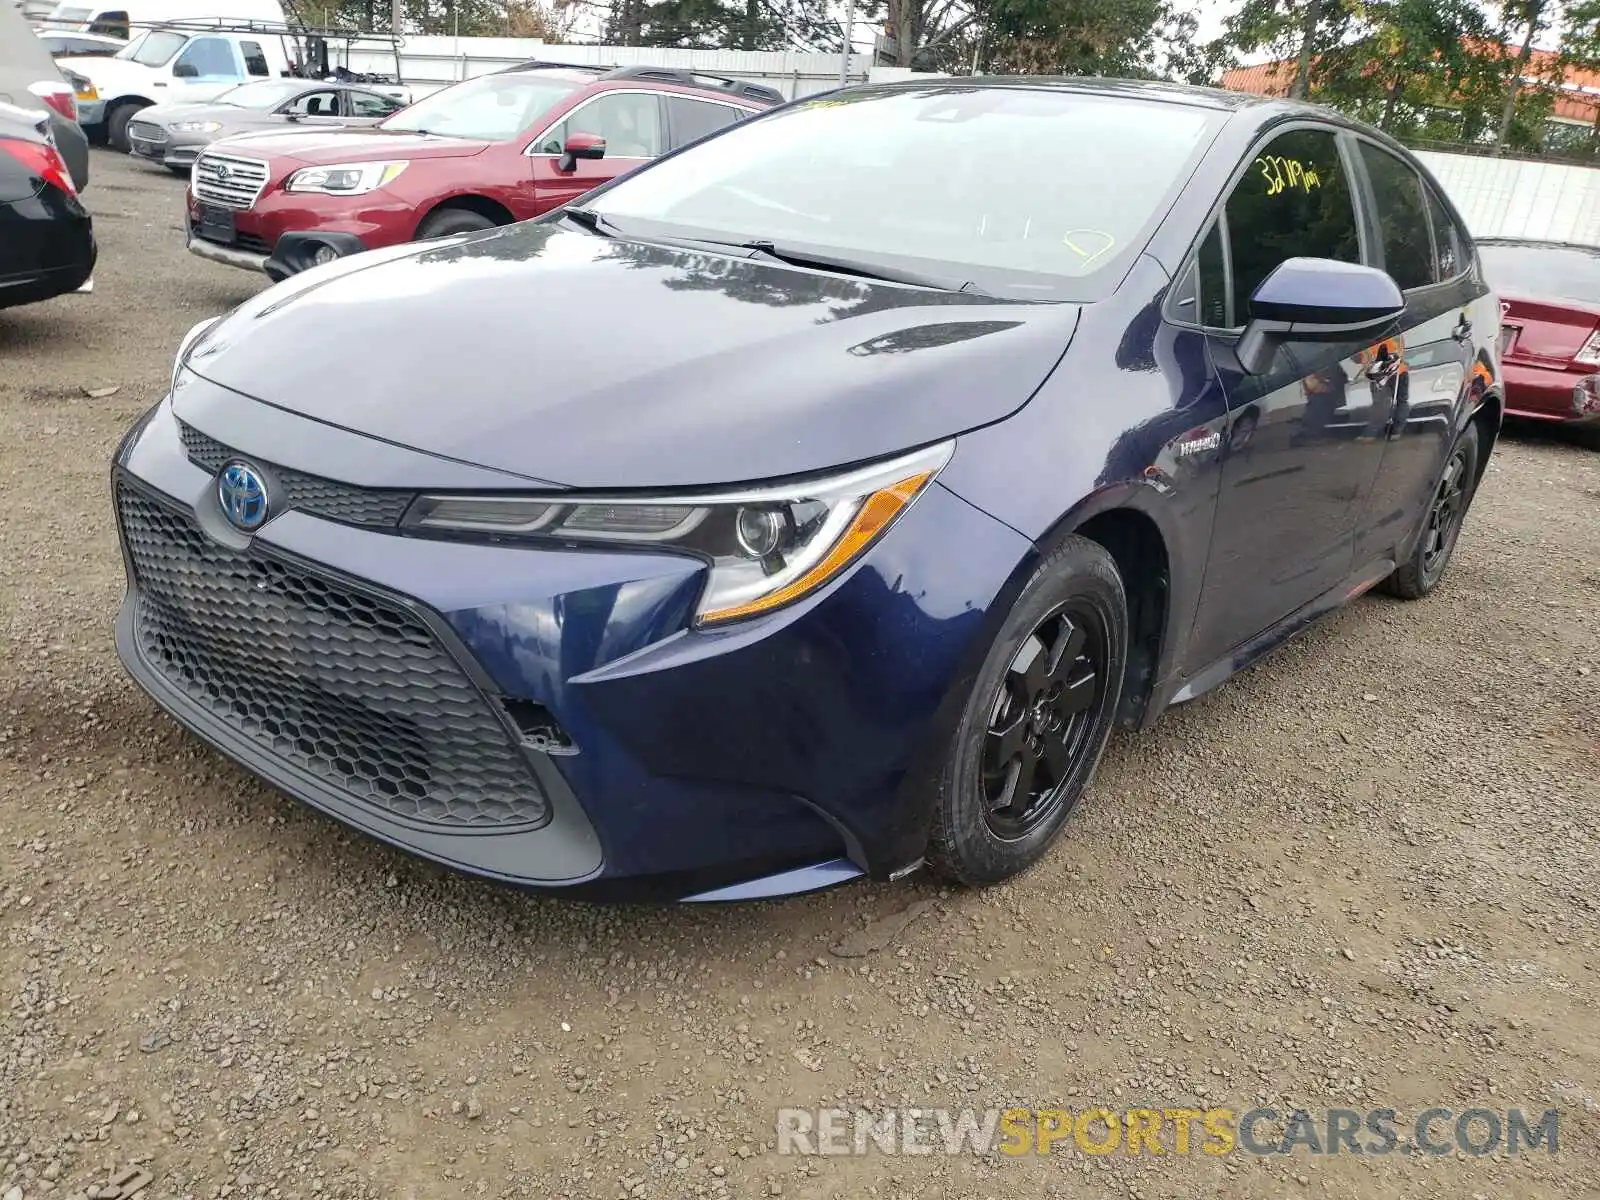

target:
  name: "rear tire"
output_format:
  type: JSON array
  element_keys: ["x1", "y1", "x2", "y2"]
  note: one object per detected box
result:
[
  {"x1": 1382, "y1": 421, "x2": 1480, "y2": 600},
  {"x1": 415, "y1": 208, "x2": 498, "y2": 241},
  {"x1": 927, "y1": 535, "x2": 1127, "y2": 887},
  {"x1": 106, "y1": 103, "x2": 145, "y2": 154}
]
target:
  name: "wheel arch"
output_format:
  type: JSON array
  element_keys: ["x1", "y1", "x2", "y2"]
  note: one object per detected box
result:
[
  {"x1": 106, "y1": 94, "x2": 156, "y2": 114},
  {"x1": 1468, "y1": 386, "x2": 1503, "y2": 490},
  {"x1": 414, "y1": 193, "x2": 515, "y2": 237}
]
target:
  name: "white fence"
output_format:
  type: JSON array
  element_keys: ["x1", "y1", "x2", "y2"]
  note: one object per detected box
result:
[
  {"x1": 344, "y1": 36, "x2": 874, "y2": 101},
  {"x1": 1418, "y1": 151, "x2": 1600, "y2": 245}
]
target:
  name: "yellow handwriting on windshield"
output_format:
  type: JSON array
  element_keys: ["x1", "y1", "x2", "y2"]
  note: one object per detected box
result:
[
  {"x1": 1061, "y1": 230, "x2": 1115, "y2": 268},
  {"x1": 1255, "y1": 155, "x2": 1322, "y2": 196}
]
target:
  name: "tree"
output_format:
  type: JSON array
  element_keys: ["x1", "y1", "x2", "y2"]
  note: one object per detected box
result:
[
  {"x1": 971, "y1": 0, "x2": 1207, "y2": 79},
  {"x1": 1219, "y1": 0, "x2": 1356, "y2": 98},
  {"x1": 1493, "y1": 0, "x2": 1559, "y2": 153},
  {"x1": 1313, "y1": 0, "x2": 1492, "y2": 137},
  {"x1": 1559, "y1": 0, "x2": 1600, "y2": 152}
]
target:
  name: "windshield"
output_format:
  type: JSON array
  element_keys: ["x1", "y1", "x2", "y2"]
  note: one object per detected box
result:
[
  {"x1": 214, "y1": 80, "x2": 310, "y2": 110},
  {"x1": 380, "y1": 73, "x2": 582, "y2": 140},
  {"x1": 1480, "y1": 243, "x2": 1600, "y2": 306},
  {"x1": 115, "y1": 30, "x2": 186, "y2": 66},
  {"x1": 587, "y1": 87, "x2": 1222, "y2": 300}
]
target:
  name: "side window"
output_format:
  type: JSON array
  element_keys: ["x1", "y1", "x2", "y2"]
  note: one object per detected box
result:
[
  {"x1": 1194, "y1": 220, "x2": 1230, "y2": 329},
  {"x1": 667, "y1": 96, "x2": 745, "y2": 148},
  {"x1": 540, "y1": 93, "x2": 663, "y2": 159},
  {"x1": 350, "y1": 90, "x2": 405, "y2": 117},
  {"x1": 1357, "y1": 143, "x2": 1433, "y2": 291},
  {"x1": 175, "y1": 38, "x2": 238, "y2": 79},
  {"x1": 1423, "y1": 183, "x2": 1467, "y2": 282},
  {"x1": 241, "y1": 41, "x2": 269, "y2": 77},
  {"x1": 89, "y1": 10, "x2": 128, "y2": 37},
  {"x1": 285, "y1": 90, "x2": 340, "y2": 117},
  {"x1": 1224, "y1": 128, "x2": 1360, "y2": 319}
]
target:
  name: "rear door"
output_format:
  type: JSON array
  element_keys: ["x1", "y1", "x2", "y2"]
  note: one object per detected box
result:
[
  {"x1": 1352, "y1": 147, "x2": 1490, "y2": 562},
  {"x1": 528, "y1": 89, "x2": 666, "y2": 213},
  {"x1": 346, "y1": 88, "x2": 408, "y2": 126},
  {"x1": 662, "y1": 93, "x2": 757, "y2": 150}
]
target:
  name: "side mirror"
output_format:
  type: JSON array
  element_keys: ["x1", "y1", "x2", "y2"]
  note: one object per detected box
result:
[
  {"x1": 557, "y1": 132, "x2": 606, "y2": 173},
  {"x1": 172, "y1": 62, "x2": 199, "y2": 78},
  {"x1": 1236, "y1": 258, "x2": 1405, "y2": 376}
]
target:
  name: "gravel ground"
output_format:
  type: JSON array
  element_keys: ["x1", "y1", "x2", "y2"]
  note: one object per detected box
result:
[{"x1": 2, "y1": 152, "x2": 1598, "y2": 1200}]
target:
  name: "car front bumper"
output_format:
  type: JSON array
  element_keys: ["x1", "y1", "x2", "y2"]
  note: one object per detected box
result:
[
  {"x1": 111, "y1": 384, "x2": 1030, "y2": 900},
  {"x1": 128, "y1": 128, "x2": 205, "y2": 170}
]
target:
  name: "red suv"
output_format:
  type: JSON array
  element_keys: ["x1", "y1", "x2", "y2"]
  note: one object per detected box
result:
[{"x1": 183, "y1": 63, "x2": 781, "y2": 280}]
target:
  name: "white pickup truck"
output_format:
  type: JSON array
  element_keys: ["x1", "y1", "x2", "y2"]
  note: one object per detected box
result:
[{"x1": 60, "y1": 26, "x2": 408, "y2": 151}]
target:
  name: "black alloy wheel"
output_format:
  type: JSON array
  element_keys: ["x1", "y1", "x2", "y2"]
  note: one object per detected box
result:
[
  {"x1": 1382, "y1": 420, "x2": 1480, "y2": 600},
  {"x1": 981, "y1": 603, "x2": 1106, "y2": 840},
  {"x1": 1420, "y1": 446, "x2": 1469, "y2": 576},
  {"x1": 929, "y1": 534, "x2": 1127, "y2": 886}
]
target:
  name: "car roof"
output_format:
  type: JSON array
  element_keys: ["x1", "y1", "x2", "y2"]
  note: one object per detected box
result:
[
  {"x1": 855, "y1": 75, "x2": 1417, "y2": 150},
  {"x1": 2, "y1": 1, "x2": 65, "y2": 73},
  {"x1": 500, "y1": 62, "x2": 783, "y2": 106}
]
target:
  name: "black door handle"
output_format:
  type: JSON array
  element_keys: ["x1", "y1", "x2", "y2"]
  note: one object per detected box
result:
[{"x1": 1451, "y1": 317, "x2": 1473, "y2": 343}]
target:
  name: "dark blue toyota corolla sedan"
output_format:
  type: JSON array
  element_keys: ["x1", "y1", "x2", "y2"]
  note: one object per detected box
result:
[{"x1": 111, "y1": 79, "x2": 1503, "y2": 902}]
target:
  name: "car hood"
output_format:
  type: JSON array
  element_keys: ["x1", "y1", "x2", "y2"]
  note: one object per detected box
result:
[
  {"x1": 206, "y1": 128, "x2": 489, "y2": 165},
  {"x1": 182, "y1": 223, "x2": 1081, "y2": 490},
  {"x1": 137, "y1": 100, "x2": 238, "y2": 125},
  {"x1": 56, "y1": 56, "x2": 158, "y2": 94}
]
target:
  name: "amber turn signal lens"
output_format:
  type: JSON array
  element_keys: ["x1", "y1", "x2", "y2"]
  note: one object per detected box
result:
[{"x1": 699, "y1": 471, "x2": 934, "y2": 625}]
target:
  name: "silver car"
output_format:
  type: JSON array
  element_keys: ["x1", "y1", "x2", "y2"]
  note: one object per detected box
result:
[{"x1": 126, "y1": 77, "x2": 409, "y2": 173}]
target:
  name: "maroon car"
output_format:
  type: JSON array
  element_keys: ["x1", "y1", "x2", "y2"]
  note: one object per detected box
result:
[
  {"x1": 1477, "y1": 237, "x2": 1600, "y2": 447},
  {"x1": 184, "y1": 62, "x2": 781, "y2": 281}
]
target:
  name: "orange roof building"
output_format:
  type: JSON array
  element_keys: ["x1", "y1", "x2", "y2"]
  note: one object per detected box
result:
[{"x1": 1220, "y1": 42, "x2": 1600, "y2": 126}]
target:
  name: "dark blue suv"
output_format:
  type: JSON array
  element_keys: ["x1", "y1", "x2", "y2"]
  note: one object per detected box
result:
[{"x1": 111, "y1": 78, "x2": 1502, "y2": 902}]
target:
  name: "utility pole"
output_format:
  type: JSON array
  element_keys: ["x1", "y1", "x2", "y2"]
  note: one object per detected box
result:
[
  {"x1": 839, "y1": 0, "x2": 855, "y2": 87},
  {"x1": 391, "y1": 0, "x2": 400, "y2": 35}
]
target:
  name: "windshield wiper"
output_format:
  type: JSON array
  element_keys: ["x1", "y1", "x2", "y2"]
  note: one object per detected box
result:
[
  {"x1": 562, "y1": 207, "x2": 620, "y2": 238},
  {"x1": 730, "y1": 239, "x2": 989, "y2": 296}
]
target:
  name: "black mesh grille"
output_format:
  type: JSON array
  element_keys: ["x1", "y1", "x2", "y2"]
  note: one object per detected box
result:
[
  {"x1": 117, "y1": 480, "x2": 548, "y2": 830},
  {"x1": 178, "y1": 422, "x2": 413, "y2": 529}
]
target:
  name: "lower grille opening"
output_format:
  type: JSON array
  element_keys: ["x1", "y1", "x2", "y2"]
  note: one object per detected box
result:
[
  {"x1": 503, "y1": 699, "x2": 577, "y2": 755},
  {"x1": 118, "y1": 479, "x2": 549, "y2": 830}
]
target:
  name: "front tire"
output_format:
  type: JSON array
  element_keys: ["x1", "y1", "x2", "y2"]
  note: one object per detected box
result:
[
  {"x1": 1382, "y1": 421, "x2": 1481, "y2": 600},
  {"x1": 928, "y1": 535, "x2": 1127, "y2": 887},
  {"x1": 415, "y1": 208, "x2": 498, "y2": 241},
  {"x1": 106, "y1": 103, "x2": 145, "y2": 154}
]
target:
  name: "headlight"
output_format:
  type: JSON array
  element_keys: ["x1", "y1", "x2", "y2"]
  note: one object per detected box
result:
[
  {"x1": 172, "y1": 316, "x2": 222, "y2": 391},
  {"x1": 403, "y1": 441, "x2": 954, "y2": 625},
  {"x1": 284, "y1": 160, "x2": 408, "y2": 195},
  {"x1": 171, "y1": 120, "x2": 222, "y2": 133}
]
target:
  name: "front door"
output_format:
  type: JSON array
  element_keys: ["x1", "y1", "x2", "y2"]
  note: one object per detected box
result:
[
  {"x1": 529, "y1": 91, "x2": 665, "y2": 215},
  {"x1": 168, "y1": 36, "x2": 245, "y2": 104},
  {"x1": 1185, "y1": 126, "x2": 1393, "y2": 670}
]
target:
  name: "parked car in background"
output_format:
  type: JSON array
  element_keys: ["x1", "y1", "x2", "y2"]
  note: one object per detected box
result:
[
  {"x1": 184, "y1": 62, "x2": 783, "y2": 279},
  {"x1": 36, "y1": 29, "x2": 126, "y2": 57},
  {"x1": 1477, "y1": 237, "x2": 1600, "y2": 447},
  {"x1": 36, "y1": 0, "x2": 283, "y2": 37},
  {"x1": 119, "y1": 80, "x2": 1502, "y2": 902},
  {"x1": 0, "y1": 101, "x2": 94, "y2": 310},
  {"x1": 127, "y1": 77, "x2": 409, "y2": 172},
  {"x1": 0, "y1": 0, "x2": 88, "y2": 190},
  {"x1": 59, "y1": 20, "x2": 297, "y2": 151}
]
